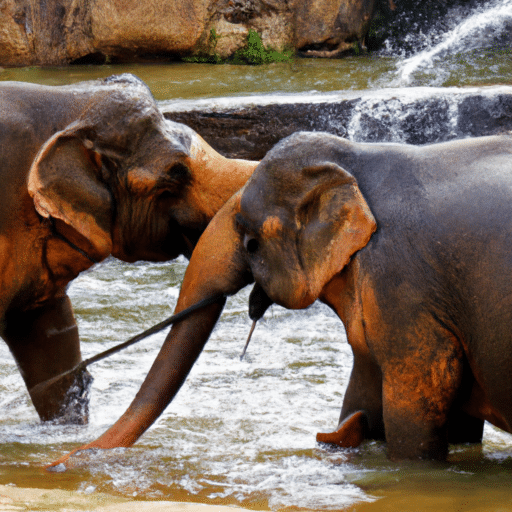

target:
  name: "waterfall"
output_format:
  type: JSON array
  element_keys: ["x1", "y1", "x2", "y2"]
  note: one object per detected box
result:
[{"x1": 393, "y1": 0, "x2": 512, "y2": 85}]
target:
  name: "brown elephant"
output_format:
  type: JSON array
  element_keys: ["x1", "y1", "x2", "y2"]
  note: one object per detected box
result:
[
  {"x1": 0, "y1": 74, "x2": 257, "y2": 424},
  {"x1": 51, "y1": 131, "x2": 512, "y2": 465}
]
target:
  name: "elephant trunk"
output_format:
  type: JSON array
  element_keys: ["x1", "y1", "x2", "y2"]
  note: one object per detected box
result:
[
  {"x1": 47, "y1": 298, "x2": 226, "y2": 469},
  {"x1": 48, "y1": 192, "x2": 250, "y2": 468},
  {"x1": 92, "y1": 297, "x2": 226, "y2": 448}
]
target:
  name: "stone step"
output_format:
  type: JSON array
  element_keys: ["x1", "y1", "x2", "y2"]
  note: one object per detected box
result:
[{"x1": 161, "y1": 86, "x2": 512, "y2": 160}]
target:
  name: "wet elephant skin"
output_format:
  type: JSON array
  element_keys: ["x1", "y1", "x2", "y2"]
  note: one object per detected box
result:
[
  {"x1": 0, "y1": 74, "x2": 257, "y2": 424},
  {"x1": 52, "y1": 132, "x2": 512, "y2": 465}
]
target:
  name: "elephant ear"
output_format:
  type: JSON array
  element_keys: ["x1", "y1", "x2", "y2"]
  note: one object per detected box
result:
[
  {"x1": 297, "y1": 162, "x2": 376, "y2": 297},
  {"x1": 28, "y1": 123, "x2": 113, "y2": 258}
]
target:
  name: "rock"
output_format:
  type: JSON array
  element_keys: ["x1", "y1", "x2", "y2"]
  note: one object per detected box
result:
[
  {"x1": 202, "y1": 0, "x2": 294, "y2": 58},
  {"x1": 206, "y1": 19, "x2": 249, "y2": 59},
  {"x1": 0, "y1": 0, "x2": 32, "y2": 66},
  {"x1": 0, "y1": 0, "x2": 92, "y2": 66},
  {"x1": 199, "y1": 0, "x2": 378, "y2": 60},
  {"x1": 295, "y1": 0, "x2": 377, "y2": 56},
  {"x1": 0, "y1": 0, "x2": 380, "y2": 66},
  {"x1": 161, "y1": 87, "x2": 512, "y2": 160},
  {"x1": 163, "y1": 98, "x2": 356, "y2": 159},
  {"x1": 90, "y1": 0, "x2": 209, "y2": 60},
  {"x1": 457, "y1": 94, "x2": 512, "y2": 137},
  {"x1": 0, "y1": 0, "x2": 211, "y2": 66}
]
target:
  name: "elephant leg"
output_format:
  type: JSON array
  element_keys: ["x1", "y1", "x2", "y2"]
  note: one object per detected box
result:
[
  {"x1": 381, "y1": 338, "x2": 464, "y2": 461},
  {"x1": 3, "y1": 295, "x2": 91, "y2": 424},
  {"x1": 317, "y1": 353, "x2": 385, "y2": 448}
]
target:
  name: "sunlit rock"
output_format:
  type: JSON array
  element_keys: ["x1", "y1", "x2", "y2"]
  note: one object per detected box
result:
[{"x1": 0, "y1": 0, "x2": 380, "y2": 66}]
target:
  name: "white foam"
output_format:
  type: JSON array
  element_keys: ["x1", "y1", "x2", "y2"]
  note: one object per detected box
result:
[{"x1": 396, "y1": 0, "x2": 512, "y2": 84}]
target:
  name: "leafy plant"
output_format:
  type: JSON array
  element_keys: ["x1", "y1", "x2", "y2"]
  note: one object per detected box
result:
[{"x1": 231, "y1": 30, "x2": 293, "y2": 65}]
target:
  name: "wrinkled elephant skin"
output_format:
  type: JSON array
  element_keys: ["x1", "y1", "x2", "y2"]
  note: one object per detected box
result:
[
  {"x1": 53, "y1": 131, "x2": 512, "y2": 465},
  {"x1": 0, "y1": 74, "x2": 257, "y2": 424}
]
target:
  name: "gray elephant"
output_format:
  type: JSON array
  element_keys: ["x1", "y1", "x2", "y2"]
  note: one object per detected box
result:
[
  {"x1": 53, "y1": 131, "x2": 512, "y2": 464},
  {"x1": 1, "y1": 74, "x2": 256, "y2": 424}
]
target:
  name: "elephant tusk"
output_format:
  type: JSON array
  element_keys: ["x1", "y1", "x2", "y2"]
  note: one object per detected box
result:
[{"x1": 240, "y1": 320, "x2": 257, "y2": 361}]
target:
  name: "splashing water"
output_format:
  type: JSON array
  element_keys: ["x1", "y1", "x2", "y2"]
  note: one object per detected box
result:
[{"x1": 395, "y1": 0, "x2": 512, "y2": 85}]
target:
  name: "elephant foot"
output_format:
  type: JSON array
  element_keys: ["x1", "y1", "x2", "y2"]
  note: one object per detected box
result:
[
  {"x1": 29, "y1": 367, "x2": 93, "y2": 424},
  {"x1": 316, "y1": 410, "x2": 367, "y2": 448}
]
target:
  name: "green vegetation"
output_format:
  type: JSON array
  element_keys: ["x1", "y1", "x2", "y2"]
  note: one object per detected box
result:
[
  {"x1": 231, "y1": 30, "x2": 293, "y2": 65},
  {"x1": 183, "y1": 28, "x2": 293, "y2": 65}
]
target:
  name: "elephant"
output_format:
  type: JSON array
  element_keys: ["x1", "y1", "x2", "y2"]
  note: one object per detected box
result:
[
  {"x1": 0, "y1": 74, "x2": 257, "y2": 425},
  {"x1": 50, "y1": 130, "x2": 512, "y2": 465}
]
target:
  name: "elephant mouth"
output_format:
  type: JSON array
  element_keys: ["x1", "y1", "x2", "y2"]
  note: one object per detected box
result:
[
  {"x1": 164, "y1": 220, "x2": 203, "y2": 260},
  {"x1": 180, "y1": 233, "x2": 196, "y2": 260}
]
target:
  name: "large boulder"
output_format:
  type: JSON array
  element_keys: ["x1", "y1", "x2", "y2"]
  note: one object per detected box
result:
[
  {"x1": 0, "y1": 0, "x2": 380, "y2": 66},
  {"x1": 0, "y1": 0, "x2": 211, "y2": 66},
  {"x1": 0, "y1": 0, "x2": 94, "y2": 66},
  {"x1": 91, "y1": 0, "x2": 208, "y2": 60}
]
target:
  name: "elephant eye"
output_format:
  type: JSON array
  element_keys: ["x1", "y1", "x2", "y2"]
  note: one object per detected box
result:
[
  {"x1": 163, "y1": 162, "x2": 192, "y2": 189},
  {"x1": 244, "y1": 233, "x2": 259, "y2": 254},
  {"x1": 158, "y1": 189, "x2": 178, "y2": 201},
  {"x1": 168, "y1": 162, "x2": 190, "y2": 180},
  {"x1": 236, "y1": 213, "x2": 260, "y2": 254}
]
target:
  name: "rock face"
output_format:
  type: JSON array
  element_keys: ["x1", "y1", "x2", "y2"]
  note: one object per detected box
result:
[
  {"x1": 0, "y1": 0, "x2": 93, "y2": 66},
  {"x1": 0, "y1": 0, "x2": 379, "y2": 66},
  {"x1": 295, "y1": 0, "x2": 376, "y2": 56},
  {"x1": 161, "y1": 87, "x2": 512, "y2": 160},
  {"x1": 0, "y1": 0, "x2": 211, "y2": 66}
]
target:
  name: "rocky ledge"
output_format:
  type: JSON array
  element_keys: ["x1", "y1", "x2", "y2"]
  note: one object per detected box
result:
[
  {"x1": 161, "y1": 86, "x2": 512, "y2": 160},
  {"x1": 0, "y1": 0, "x2": 381, "y2": 66}
]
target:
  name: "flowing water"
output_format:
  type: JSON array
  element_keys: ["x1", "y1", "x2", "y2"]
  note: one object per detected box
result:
[
  {"x1": 2, "y1": 1, "x2": 512, "y2": 510},
  {"x1": 393, "y1": 0, "x2": 512, "y2": 86}
]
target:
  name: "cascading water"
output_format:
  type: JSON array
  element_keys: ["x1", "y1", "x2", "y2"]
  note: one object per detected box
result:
[
  {"x1": 158, "y1": 0, "x2": 512, "y2": 157},
  {"x1": 389, "y1": 0, "x2": 512, "y2": 85}
]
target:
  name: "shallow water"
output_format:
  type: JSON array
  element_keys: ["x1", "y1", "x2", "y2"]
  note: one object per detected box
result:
[
  {"x1": 2, "y1": 49, "x2": 512, "y2": 99},
  {"x1": 2, "y1": 1, "x2": 512, "y2": 509},
  {"x1": 2, "y1": 259, "x2": 512, "y2": 511}
]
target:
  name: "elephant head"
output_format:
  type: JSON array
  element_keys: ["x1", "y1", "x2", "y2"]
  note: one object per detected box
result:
[
  {"x1": 27, "y1": 74, "x2": 257, "y2": 265},
  {"x1": 49, "y1": 132, "x2": 376, "y2": 465},
  {"x1": 235, "y1": 135, "x2": 377, "y2": 310},
  {"x1": 1, "y1": 74, "x2": 256, "y2": 425}
]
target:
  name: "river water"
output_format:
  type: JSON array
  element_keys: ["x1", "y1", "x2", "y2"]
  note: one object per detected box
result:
[{"x1": 2, "y1": 1, "x2": 512, "y2": 510}]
